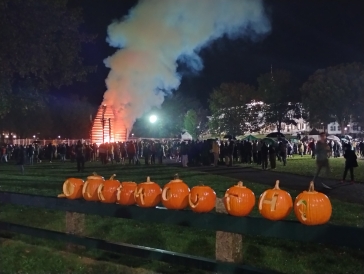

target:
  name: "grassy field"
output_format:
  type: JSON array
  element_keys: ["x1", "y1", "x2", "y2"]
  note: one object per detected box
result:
[
  {"x1": 243, "y1": 154, "x2": 364, "y2": 183},
  {"x1": 0, "y1": 161, "x2": 364, "y2": 273}
]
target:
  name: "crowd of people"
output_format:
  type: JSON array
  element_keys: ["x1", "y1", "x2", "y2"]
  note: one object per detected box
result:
[{"x1": 1, "y1": 134, "x2": 362, "y2": 183}]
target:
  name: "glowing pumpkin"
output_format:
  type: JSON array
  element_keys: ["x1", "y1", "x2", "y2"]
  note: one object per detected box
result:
[
  {"x1": 294, "y1": 181, "x2": 332, "y2": 226},
  {"x1": 134, "y1": 177, "x2": 162, "y2": 208},
  {"x1": 258, "y1": 180, "x2": 293, "y2": 221},
  {"x1": 97, "y1": 174, "x2": 121, "y2": 203},
  {"x1": 162, "y1": 174, "x2": 190, "y2": 210},
  {"x1": 57, "y1": 178, "x2": 84, "y2": 200},
  {"x1": 188, "y1": 185, "x2": 216, "y2": 213},
  {"x1": 82, "y1": 172, "x2": 105, "y2": 202},
  {"x1": 116, "y1": 182, "x2": 137, "y2": 205},
  {"x1": 223, "y1": 181, "x2": 255, "y2": 217}
]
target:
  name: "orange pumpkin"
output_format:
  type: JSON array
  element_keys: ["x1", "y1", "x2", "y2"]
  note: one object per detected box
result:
[
  {"x1": 82, "y1": 172, "x2": 105, "y2": 201},
  {"x1": 162, "y1": 174, "x2": 190, "y2": 210},
  {"x1": 294, "y1": 181, "x2": 332, "y2": 226},
  {"x1": 57, "y1": 178, "x2": 84, "y2": 200},
  {"x1": 116, "y1": 182, "x2": 137, "y2": 205},
  {"x1": 97, "y1": 174, "x2": 121, "y2": 203},
  {"x1": 223, "y1": 181, "x2": 255, "y2": 217},
  {"x1": 258, "y1": 180, "x2": 293, "y2": 221},
  {"x1": 134, "y1": 177, "x2": 162, "y2": 208},
  {"x1": 188, "y1": 185, "x2": 216, "y2": 213}
]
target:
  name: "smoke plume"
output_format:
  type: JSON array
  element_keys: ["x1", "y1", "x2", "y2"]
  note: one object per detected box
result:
[{"x1": 102, "y1": 0, "x2": 270, "y2": 133}]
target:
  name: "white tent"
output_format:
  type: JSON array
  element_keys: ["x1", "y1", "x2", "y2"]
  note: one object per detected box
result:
[{"x1": 181, "y1": 131, "x2": 193, "y2": 141}]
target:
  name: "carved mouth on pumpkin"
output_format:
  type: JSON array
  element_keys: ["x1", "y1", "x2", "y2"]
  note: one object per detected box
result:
[{"x1": 134, "y1": 188, "x2": 145, "y2": 205}]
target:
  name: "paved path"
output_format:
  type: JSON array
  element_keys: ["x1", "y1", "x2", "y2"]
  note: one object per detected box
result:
[{"x1": 167, "y1": 162, "x2": 364, "y2": 205}]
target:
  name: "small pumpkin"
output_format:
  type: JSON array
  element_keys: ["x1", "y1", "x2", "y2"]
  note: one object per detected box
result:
[
  {"x1": 82, "y1": 172, "x2": 105, "y2": 202},
  {"x1": 97, "y1": 174, "x2": 121, "y2": 203},
  {"x1": 258, "y1": 180, "x2": 293, "y2": 221},
  {"x1": 223, "y1": 181, "x2": 255, "y2": 217},
  {"x1": 57, "y1": 178, "x2": 84, "y2": 199},
  {"x1": 162, "y1": 174, "x2": 190, "y2": 210},
  {"x1": 116, "y1": 181, "x2": 137, "y2": 205},
  {"x1": 188, "y1": 185, "x2": 216, "y2": 213},
  {"x1": 294, "y1": 181, "x2": 332, "y2": 226},
  {"x1": 134, "y1": 176, "x2": 162, "y2": 208}
]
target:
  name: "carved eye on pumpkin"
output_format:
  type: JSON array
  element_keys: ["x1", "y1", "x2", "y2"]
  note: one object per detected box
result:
[
  {"x1": 162, "y1": 174, "x2": 190, "y2": 210},
  {"x1": 188, "y1": 185, "x2": 216, "y2": 213},
  {"x1": 134, "y1": 176, "x2": 162, "y2": 208},
  {"x1": 57, "y1": 178, "x2": 84, "y2": 200},
  {"x1": 223, "y1": 181, "x2": 255, "y2": 217},
  {"x1": 116, "y1": 182, "x2": 137, "y2": 205},
  {"x1": 294, "y1": 181, "x2": 332, "y2": 226},
  {"x1": 82, "y1": 172, "x2": 105, "y2": 202},
  {"x1": 97, "y1": 174, "x2": 121, "y2": 203},
  {"x1": 258, "y1": 180, "x2": 293, "y2": 221}
]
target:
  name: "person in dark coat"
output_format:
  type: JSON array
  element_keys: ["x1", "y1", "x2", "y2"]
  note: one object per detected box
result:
[
  {"x1": 261, "y1": 142, "x2": 269, "y2": 170},
  {"x1": 268, "y1": 145, "x2": 276, "y2": 169},
  {"x1": 75, "y1": 140, "x2": 85, "y2": 172},
  {"x1": 342, "y1": 144, "x2": 358, "y2": 183}
]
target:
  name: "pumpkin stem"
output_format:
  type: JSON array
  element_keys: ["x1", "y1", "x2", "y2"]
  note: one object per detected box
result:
[
  {"x1": 237, "y1": 181, "x2": 244, "y2": 187},
  {"x1": 174, "y1": 173, "x2": 179, "y2": 179},
  {"x1": 308, "y1": 181, "x2": 315, "y2": 192},
  {"x1": 147, "y1": 176, "x2": 150, "y2": 182},
  {"x1": 274, "y1": 180, "x2": 280, "y2": 190},
  {"x1": 109, "y1": 174, "x2": 116, "y2": 180},
  {"x1": 92, "y1": 172, "x2": 97, "y2": 176}
]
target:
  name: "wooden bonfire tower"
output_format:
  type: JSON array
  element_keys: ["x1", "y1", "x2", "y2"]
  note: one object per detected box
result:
[{"x1": 90, "y1": 104, "x2": 127, "y2": 145}]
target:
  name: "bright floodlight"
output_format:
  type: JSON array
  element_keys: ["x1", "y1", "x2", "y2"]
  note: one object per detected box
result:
[{"x1": 149, "y1": 115, "x2": 157, "y2": 123}]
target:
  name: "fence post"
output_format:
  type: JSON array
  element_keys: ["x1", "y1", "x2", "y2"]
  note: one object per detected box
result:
[
  {"x1": 65, "y1": 211, "x2": 85, "y2": 250},
  {"x1": 215, "y1": 198, "x2": 243, "y2": 263}
]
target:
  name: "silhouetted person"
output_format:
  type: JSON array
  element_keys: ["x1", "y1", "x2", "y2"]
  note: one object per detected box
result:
[
  {"x1": 342, "y1": 144, "x2": 358, "y2": 183},
  {"x1": 75, "y1": 140, "x2": 85, "y2": 172}
]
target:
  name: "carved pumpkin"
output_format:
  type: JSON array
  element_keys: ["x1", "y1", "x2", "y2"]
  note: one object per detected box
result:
[
  {"x1": 188, "y1": 185, "x2": 216, "y2": 213},
  {"x1": 223, "y1": 181, "x2": 255, "y2": 217},
  {"x1": 116, "y1": 182, "x2": 137, "y2": 205},
  {"x1": 258, "y1": 180, "x2": 293, "y2": 221},
  {"x1": 294, "y1": 181, "x2": 332, "y2": 226},
  {"x1": 57, "y1": 178, "x2": 84, "y2": 199},
  {"x1": 82, "y1": 173, "x2": 105, "y2": 202},
  {"x1": 162, "y1": 174, "x2": 190, "y2": 210},
  {"x1": 134, "y1": 177, "x2": 162, "y2": 208},
  {"x1": 97, "y1": 174, "x2": 121, "y2": 203}
]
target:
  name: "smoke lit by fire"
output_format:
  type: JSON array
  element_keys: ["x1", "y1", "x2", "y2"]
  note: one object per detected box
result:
[{"x1": 101, "y1": 0, "x2": 270, "y2": 134}]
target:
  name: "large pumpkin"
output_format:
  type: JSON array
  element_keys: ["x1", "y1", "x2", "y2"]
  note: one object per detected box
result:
[
  {"x1": 294, "y1": 181, "x2": 332, "y2": 225},
  {"x1": 57, "y1": 178, "x2": 84, "y2": 199},
  {"x1": 223, "y1": 181, "x2": 255, "y2": 217},
  {"x1": 134, "y1": 177, "x2": 162, "y2": 208},
  {"x1": 116, "y1": 182, "x2": 137, "y2": 205},
  {"x1": 161, "y1": 174, "x2": 190, "y2": 210},
  {"x1": 97, "y1": 174, "x2": 121, "y2": 203},
  {"x1": 258, "y1": 180, "x2": 293, "y2": 221},
  {"x1": 188, "y1": 185, "x2": 216, "y2": 213},
  {"x1": 82, "y1": 173, "x2": 105, "y2": 202}
]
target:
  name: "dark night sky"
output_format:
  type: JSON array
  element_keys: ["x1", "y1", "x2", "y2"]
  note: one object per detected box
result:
[{"x1": 60, "y1": 0, "x2": 364, "y2": 107}]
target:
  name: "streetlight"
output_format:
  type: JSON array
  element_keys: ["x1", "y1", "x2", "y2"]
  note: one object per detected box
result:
[
  {"x1": 33, "y1": 135, "x2": 36, "y2": 138},
  {"x1": 58, "y1": 135, "x2": 61, "y2": 139},
  {"x1": 149, "y1": 115, "x2": 157, "y2": 123}
]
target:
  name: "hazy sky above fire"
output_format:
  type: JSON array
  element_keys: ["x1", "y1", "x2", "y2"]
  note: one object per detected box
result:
[{"x1": 63, "y1": 0, "x2": 364, "y2": 123}]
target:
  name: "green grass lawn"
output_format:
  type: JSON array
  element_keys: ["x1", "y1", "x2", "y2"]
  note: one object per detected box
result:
[
  {"x1": 0, "y1": 161, "x2": 364, "y2": 274},
  {"x1": 243, "y1": 154, "x2": 364, "y2": 182}
]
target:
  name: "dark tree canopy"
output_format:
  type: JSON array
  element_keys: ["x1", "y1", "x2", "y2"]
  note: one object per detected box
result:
[
  {"x1": 209, "y1": 83, "x2": 262, "y2": 136},
  {"x1": 301, "y1": 62, "x2": 364, "y2": 133},
  {"x1": 257, "y1": 69, "x2": 302, "y2": 133},
  {"x1": 0, "y1": 0, "x2": 95, "y2": 118}
]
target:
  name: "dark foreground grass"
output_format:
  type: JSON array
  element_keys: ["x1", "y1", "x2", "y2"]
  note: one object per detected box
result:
[
  {"x1": 0, "y1": 161, "x2": 364, "y2": 273},
  {"x1": 244, "y1": 154, "x2": 364, "y2": 183}
]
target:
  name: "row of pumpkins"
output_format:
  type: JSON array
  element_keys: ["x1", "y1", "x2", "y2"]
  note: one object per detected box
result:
[{"x1": 57, "y1": 173, "x2": 332, "y2": 226}]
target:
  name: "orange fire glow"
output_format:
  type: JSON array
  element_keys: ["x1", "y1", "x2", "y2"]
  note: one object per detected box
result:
[{"x1": 91, "y1": 105, "x2": 127, "y2": 145}]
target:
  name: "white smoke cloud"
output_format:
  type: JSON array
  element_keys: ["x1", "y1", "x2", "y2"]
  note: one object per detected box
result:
[{"x1": 103, "y1": 0, "x2": 270, "y2": 133}]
